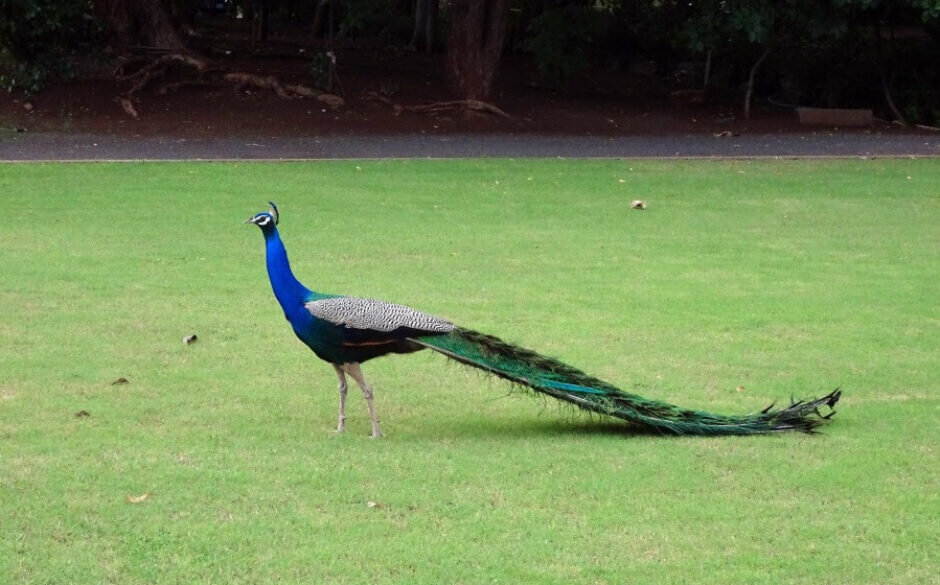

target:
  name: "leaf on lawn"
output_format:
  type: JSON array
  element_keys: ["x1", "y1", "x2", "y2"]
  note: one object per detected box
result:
[
  {"x1": 630, "y1": 200, "x2": 647, "y2": 210},
  {"x1": 74, "y1": 410, "x2": 91, "y2": 418},
  {"x1": 736, "y1": 386, "x2": 746, "y2": 392},
  {"x1": 183, "y1": 334, "x2": 198, "y2": 345},
  {"x1": 366, "y1": 501, "x2": 383, "y2": 509},
  {"x1": 126, "y1": 493, "x2": 151, "y2": 504},
  {"x1": 112, "y1": 377, "x2": 129, "y2": 385}
]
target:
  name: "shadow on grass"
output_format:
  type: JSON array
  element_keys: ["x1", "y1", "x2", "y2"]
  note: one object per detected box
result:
[{"x1": 417, "y1": 415, "x2": 675, "y2": 441}]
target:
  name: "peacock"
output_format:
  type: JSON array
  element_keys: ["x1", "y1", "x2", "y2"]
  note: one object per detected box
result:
[{"x1": 247, "y1": 202, "x2": 840, "y2": 438}]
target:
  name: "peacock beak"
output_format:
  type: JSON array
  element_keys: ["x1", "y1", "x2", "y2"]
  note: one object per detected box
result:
[{"x1": 245, "y1": 217, "x2": 257, "y2": 224}]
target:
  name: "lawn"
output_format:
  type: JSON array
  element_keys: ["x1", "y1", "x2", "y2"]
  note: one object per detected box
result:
[{"x1": 1, "y1": 158, "x2": 937, "y2": 585}]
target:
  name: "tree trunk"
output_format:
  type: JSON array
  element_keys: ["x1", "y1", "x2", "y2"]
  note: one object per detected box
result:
[
  {"x1": 875, "y1": 20, "x2": 907, "y2": 126},
  {"x1": 248, "y1": 0, "x2": 270, "y2": 45},
  {"x1": 260, "y1": 0, "x2": 269, "y2": 43},
  {"x1": 312, "y1": 0, "x2": 330, "y2": 41},
  {"x1": 411, "y1": 0, "x2": 438, "y2": 53},
  {"x1": 246, "y1": 0, "x2": 256, "y2": 49},
  {"x1": 703, "y1": 48, "x2": 712, "y2": 92},
  {"x1": 446, "y1": 0, "x2": 511, "y2": 101},
  {"x1": 744, "y1": 46, "x2": 770, "y2": 121},
  {"x1": 98, "y1": 0, "x2": 187, "y2": 50}
]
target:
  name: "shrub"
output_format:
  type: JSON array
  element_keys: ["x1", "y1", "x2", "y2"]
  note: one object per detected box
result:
[
  {"x1": 523, "y1": 6, "x2": 610, "y2": 88},
  {"x1": 338, "y1": 0, "x2": 396, "y2": 38},
  {"x1": 0, "y1": 0, "x2": 100, "y2": 93}
]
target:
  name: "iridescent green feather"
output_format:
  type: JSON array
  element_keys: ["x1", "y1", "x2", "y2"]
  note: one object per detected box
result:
[{"x1": 415, "y1": 328, "x2": 841, "y2": 435}]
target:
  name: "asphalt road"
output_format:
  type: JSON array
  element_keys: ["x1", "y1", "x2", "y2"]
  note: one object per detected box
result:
[{"x1": 2, "y1": 130, "x2": 939, "y2": 160}]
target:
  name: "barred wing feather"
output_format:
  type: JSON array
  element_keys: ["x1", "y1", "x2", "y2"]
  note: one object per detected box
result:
[{"x1": 305, "y1": 297, "x2": 455, "y2": 334}]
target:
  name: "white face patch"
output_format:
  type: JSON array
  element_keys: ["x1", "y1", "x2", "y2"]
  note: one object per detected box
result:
[{"x1": 256, "y1": 215, "x2": 271, "y2": 226}]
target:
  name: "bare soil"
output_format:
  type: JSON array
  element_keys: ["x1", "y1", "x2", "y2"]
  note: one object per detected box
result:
[{"x1": 0, "y1": 48, "x2": 836, "y2": 139}]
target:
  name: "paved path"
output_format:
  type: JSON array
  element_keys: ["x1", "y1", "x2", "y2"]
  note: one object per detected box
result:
[{"x1": 2, "y1": 131, "x2": 939, "y2": 160}]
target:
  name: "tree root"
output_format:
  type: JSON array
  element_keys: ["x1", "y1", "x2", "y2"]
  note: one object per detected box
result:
[
  {"x1": 116, "y1": 53, "x2": 211, "y2": 96},
  {"x1": 223, "y1": 72, "x2": 345, "y2": 108},
  {"x1": 115, "y1": 52, "x2": 344, "y2": 117},
  {"x1": 156, "y1": 80, "x2": 225, "y2": 95},
  {"x1": 397, "y1": 99, "x2": 511, "y2": 118},
  {"x1": 360, "y1": 92, "x2": 511, "y2": 119}
]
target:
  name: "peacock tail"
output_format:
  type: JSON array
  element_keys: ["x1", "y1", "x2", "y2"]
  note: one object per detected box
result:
[{"x1": 414, "y1": 328, "x2": 841, "y2": 435}]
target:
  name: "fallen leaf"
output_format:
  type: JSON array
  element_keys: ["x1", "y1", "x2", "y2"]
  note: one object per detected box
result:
[
  {"x1": 736, "y1": 386, "x2": 746, "y2": 392},
  {"x1": 183, "y1": 334, "x2": 198, "y2": 345},
  {"x1": 367, "y1": 501, "x2": 383, "y2": 509},
  {"x1": 126, "y1": 493, "x2": 151, "y2": 504},
  {"x1": 630, "y1": 200, "x2": 647, "y2": 210},
  {"x1": 74, "y1": 410, "x2": 91, "y2": 418},
  {"x1": 112, "y1": 377, "x2": 129, "y2": 385}
]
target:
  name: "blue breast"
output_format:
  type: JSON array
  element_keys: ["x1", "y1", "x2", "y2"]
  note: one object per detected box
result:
[{"x1": 263, "y1": 227, "x2": 413, "y2": 365}]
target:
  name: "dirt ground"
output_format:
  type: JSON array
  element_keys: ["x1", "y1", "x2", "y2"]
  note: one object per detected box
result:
[{"x1": 0, "y1": 48, "x2": 859, "y2": 140}]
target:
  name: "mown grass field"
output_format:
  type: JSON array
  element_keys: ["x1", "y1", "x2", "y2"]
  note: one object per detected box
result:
[{"x1": 1, "y1": 159, "x2": 937, "y2": 584}]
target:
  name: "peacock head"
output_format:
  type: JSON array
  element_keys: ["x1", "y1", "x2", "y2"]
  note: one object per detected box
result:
[{"x1": 246, "y1": 201, "x2": 280, "y2": 235}]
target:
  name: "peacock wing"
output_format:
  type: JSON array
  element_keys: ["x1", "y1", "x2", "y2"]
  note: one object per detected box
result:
[{"x1": 304, "y1": 296, "x2": 455, "y2": 336}]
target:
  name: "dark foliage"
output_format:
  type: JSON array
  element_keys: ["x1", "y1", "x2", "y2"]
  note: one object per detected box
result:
[
  {"x1": 1, "y1": 0, "x2": 938, "y2": 122},
  {"x1": 523, "y1": 5, "x2": 610, "y2": 88},
  {"x1": 0, "y1": 0, "x2": 101, "y2": 92}
]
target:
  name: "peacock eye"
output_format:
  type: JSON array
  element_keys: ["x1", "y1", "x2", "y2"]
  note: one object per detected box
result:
[{"x1": 257, "y1": 216, "x2": 270, "y2": 226}]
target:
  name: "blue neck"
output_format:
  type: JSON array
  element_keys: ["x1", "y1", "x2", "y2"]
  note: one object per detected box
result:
[{"x1": 264, "y1": 228, "x2": 311, "y2": 311}]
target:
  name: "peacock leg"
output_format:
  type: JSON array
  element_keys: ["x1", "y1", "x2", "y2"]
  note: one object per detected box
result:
[
  {"x1": 343, "y1": 363, "x2": 384, "y2": 438},
  {"x1": 332, "y1": 364, "x2": 348, "y2": 433}
]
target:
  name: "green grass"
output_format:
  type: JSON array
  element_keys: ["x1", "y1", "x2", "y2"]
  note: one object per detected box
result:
[{"x1": 1, "y1": 158, "x2": 938, "y2": 585}]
